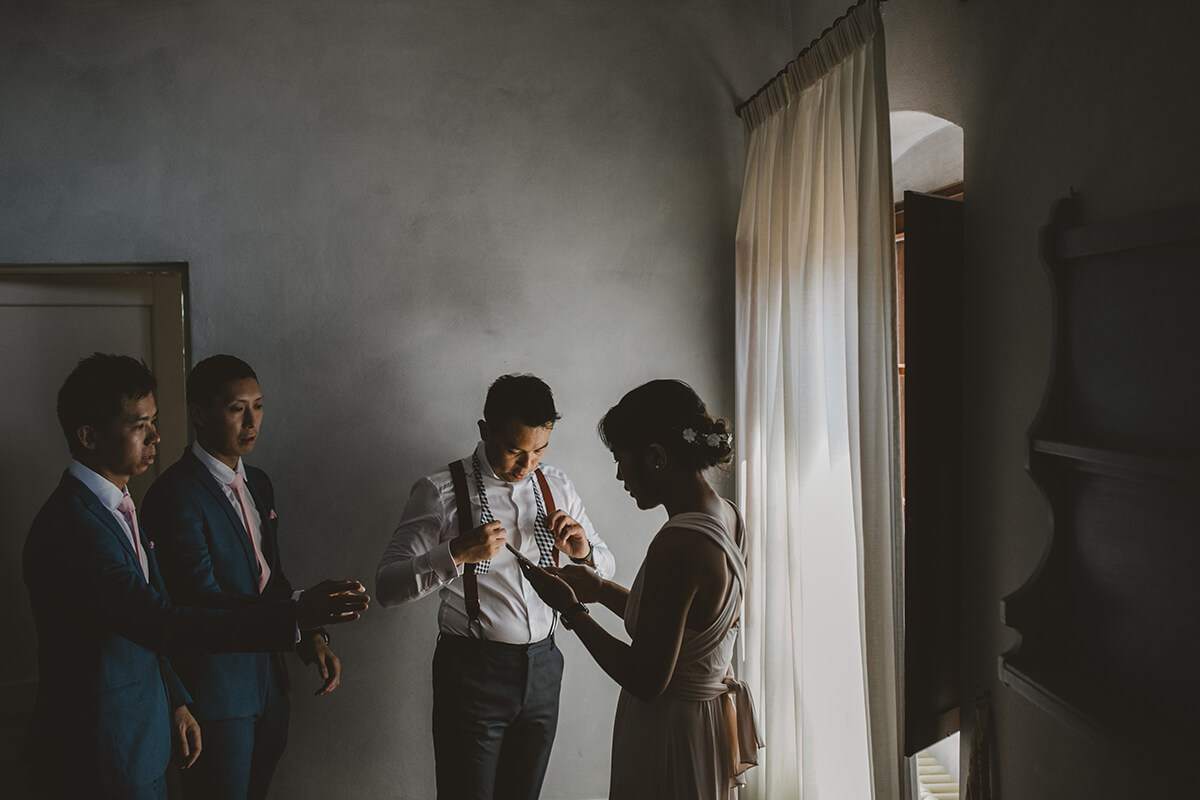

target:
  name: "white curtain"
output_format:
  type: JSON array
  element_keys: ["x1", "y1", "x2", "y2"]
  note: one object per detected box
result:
[{"x1": 734, "y1": 2, "x2": 901, "y2": 799}]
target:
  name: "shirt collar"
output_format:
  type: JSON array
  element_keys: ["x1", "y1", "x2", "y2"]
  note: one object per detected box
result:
[
  {"x1": 68, "y1": 458, "x2": 127, "y2": 512},
  {"x1": 193, "y1": 441, "x2": 247, "y2": 486},
  {"x1": 473, "y1": 441, "x2": 503, "y2": 482}
]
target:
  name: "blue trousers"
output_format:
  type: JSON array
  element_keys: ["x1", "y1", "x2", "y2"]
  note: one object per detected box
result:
[
  {"x1": 178, "y1": 664, "x2": 290, "y2": 800},
  {"x1": 432, "y1": 634, "x2": 563, "y2": 800}
]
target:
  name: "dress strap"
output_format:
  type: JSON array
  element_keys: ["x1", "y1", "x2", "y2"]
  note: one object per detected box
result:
[{"x1": 664, "y1": 507, "x2": 748, "y2": 663}]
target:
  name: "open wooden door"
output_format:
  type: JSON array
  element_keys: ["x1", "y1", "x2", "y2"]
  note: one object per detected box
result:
[{"x1": 899, "y1": 191, "x2": 965, "y2": 756}]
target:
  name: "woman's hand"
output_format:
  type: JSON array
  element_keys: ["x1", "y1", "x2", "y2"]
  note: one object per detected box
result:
[
  {"x1": 519, "y1": 562, "x2": 579, "y2": 612},
  {"x1": 548, "y1": 564, "x2": 605, "y2": 604}
]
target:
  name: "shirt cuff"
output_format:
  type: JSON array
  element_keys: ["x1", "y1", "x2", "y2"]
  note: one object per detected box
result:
[{"x1": 429, "y1": 541, "x2": 462, "y2": 582}]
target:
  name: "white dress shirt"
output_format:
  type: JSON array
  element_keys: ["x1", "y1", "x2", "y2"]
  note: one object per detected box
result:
[
  {"x1": 191, "y1": 442, "x2": 271, "y2": 588},
  {"x1": 68, "y1": 459, "x2": 149, "y2": 581},
  {"x1": 376, "y1": 441, "x2": 616, "y2": 644}
]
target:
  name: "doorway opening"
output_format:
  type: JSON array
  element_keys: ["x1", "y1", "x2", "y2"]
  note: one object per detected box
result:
[
  {"x1": 0, "y1": 262, "x2": 190, "y2": 798},
  {"x1": 890, "y1": 110, "x2": 965, "y2": 800}
]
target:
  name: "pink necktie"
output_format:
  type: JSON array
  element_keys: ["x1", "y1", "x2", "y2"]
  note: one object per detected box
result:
[
  {"x1": 116, "y1": 493, "x2": 149, "y2": 582},
  {"x1": 229, "y1": 473, "x2": 270, "y2": 592}
]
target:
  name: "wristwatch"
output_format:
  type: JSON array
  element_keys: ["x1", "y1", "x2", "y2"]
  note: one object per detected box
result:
[{"x1": 559, "y1": 602, "x2": 590, "y2": 630}]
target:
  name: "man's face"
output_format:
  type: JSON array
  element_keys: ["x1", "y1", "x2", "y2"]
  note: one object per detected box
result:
[
  {"x1": 191, "y1": 377, "x2": 264, "y2": 469},
  {"x1": 84, "y1": 393, "x2": 160, "y2": 487},
  {"x1": 479, "y1": 418, "x2": 552, "y2": 483}
]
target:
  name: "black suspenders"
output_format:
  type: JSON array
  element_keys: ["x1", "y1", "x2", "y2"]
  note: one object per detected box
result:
[{"x1": 447, "y1": 459, "x2": 559, "y2": 637}]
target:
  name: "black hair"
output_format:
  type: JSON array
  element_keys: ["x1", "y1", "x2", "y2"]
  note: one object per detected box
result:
[
  {"x1": 484, "y1": 374, "x2": 561, "y2": 429},
  {"x1": 598, "y1": 379, "x2": 733, "y2": 471},
  {"x1": 187, "y1": 354, "x2": 258, "y2": 407},
  {"x1": 57, "y1": 353, "x2": 157, "y2": 454}
]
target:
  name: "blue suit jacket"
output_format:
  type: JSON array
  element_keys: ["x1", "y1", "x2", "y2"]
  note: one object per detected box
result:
[
  {"x1": 142, "y1": 449, "x2": 318, "y2": 722},
  {"x1": 23, "y1": 473, "x2": 299, "y2": 797}
]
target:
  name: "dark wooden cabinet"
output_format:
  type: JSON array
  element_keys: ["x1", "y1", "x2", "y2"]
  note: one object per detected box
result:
[{"x1": 1000, "y1": 197, "x2": 1200, "y2": 763}]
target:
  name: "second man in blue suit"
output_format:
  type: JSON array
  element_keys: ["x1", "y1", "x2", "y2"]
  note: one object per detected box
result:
[{"x1": 143, "y1": 355, "x2": 343, "y2": 800}]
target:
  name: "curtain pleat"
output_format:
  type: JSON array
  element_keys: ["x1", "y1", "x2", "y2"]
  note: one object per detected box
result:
[{"x1": 735, "y1": 2, "x2": 901, "y2": 798}]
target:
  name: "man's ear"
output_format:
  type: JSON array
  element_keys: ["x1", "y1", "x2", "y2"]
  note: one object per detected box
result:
[
  {"x1": 477, "y1": 419, "x2": 489, "y2": 442},
  {"x1": 188, "y1": 402, "x2": 206, "y2": 431},
  {"x1": 76, "y1": 424, "x2": 98, "y2": 452}
]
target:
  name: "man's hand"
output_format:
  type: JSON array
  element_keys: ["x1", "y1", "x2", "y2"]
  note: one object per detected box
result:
[
  {"x1": 296, "y1": 580, "x2": 370, "y2": 629},
  {"x1": 173, "y1": 705, "x2": 202, "y2": 769},
  {"x1": 547, "y1": 510, "x2": 590, "y2": 561},
  {"x1": 548, "y1": 564, "x2": 605, "y2": 603},
  {"x1": 450, "y1": 520, "x2": 506, "y2": 565},
  {"x1": 311, "y1": 634, "x2": 342, "y2": 696}
]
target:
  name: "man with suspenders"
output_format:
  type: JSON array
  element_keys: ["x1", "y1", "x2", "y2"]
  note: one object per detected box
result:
[{"x1": 376, "y1": 374, "x2": 616, "y2": 800}]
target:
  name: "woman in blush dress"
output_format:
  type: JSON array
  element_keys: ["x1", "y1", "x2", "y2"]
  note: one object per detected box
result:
[{"x1": 521, "y1": 379, "x2": 761, "y2": 800}]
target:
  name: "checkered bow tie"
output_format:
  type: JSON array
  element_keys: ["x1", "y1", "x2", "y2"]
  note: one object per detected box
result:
[{"x1": 470, "y1": 452, "x2": 556, "y2": 574}]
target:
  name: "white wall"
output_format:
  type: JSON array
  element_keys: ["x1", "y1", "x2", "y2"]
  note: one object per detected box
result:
[{"x1": 0, "y1": 1, "x2": 795, "y2": 797}]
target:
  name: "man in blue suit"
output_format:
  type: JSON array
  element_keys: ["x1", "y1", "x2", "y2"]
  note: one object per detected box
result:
[
  {"x1": 142, "y1": 355, "x2": 341, "y2": 800},
  {"x1": 23, "y1": 353, "x2": 370, "y2": 800}
]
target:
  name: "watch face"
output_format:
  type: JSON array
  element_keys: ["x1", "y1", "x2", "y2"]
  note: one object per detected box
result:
[{"x1": 561, "y1": 602, "x2": 588, "y2": 629}]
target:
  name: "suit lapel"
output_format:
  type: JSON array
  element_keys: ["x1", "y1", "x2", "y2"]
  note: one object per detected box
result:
[
  {"x1": 64, "y1": 474, "x2": 146, "y2": 575},
  {"x1": 181, "y1": 449, "x2": 262, "y2": 578}
]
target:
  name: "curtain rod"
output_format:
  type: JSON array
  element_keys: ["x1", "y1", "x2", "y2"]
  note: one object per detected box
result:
[{"x1": 735, "y1": 0, "x2": 889, "y2": 119}]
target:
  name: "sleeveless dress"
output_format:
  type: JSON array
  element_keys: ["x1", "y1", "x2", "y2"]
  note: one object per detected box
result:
[{"x1": 608, "y1": 501, "x2": 762, "y2": 800}]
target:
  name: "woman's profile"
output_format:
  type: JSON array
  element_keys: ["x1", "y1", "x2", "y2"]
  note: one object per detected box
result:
[{"x1": 521, "y1": 379, "x2": 761, "y2": 799}]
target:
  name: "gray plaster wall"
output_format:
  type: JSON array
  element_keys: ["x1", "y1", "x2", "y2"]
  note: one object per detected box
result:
[
  {"x1": 795, "y1": 0, "x2": 1200, "y2": 796},
  {"x1": 1, "y1": 1, "x2": 795, "y2": 797},
  {"x1": 15, "y1": 0, "x2": 1196, "y2": 797}
]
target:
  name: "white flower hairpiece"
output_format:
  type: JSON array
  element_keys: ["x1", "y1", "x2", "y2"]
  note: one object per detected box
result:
[{"x1": 681, "y1": 428, "x2": 731, "y2": 448}]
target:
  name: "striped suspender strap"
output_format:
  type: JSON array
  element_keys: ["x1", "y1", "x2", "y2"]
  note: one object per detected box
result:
[
  {"x1": 534, "y1": 468, "x2": 560, "y2": 566},
  {"x1": 447, "y1": 460, "x2": 482, "y2": 632}
]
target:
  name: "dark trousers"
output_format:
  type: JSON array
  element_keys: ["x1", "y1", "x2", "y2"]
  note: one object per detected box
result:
[
  {"x1": 122, "y1": 774, "x2": 168, "y2": 800},
  {"x1": 34, "y1": 772, "x2": 166, "y2": 800},
  {"x1": 432, "y1": 634, "x2": 563, "y2": 800},
  {"x1": 179, "y1": 665, "x2": 290, "y2": 800}
]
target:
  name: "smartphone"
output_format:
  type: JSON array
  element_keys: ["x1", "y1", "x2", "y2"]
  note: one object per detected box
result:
[{"x1": 505, "y1": 543, "x2": 536, "y2": 570}]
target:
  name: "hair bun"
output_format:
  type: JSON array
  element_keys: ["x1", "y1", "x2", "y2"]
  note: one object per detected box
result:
[{"x1": 599, "y1": 379, "x2": 734, "y2": 472}]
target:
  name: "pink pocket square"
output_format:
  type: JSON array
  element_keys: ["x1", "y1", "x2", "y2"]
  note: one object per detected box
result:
[
  {"x1": 148, "y1": 540, "x2": 155, "y2": 550},
  {"x1": 269, "y1": 509, "x2": 278, "y2": 520}
]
